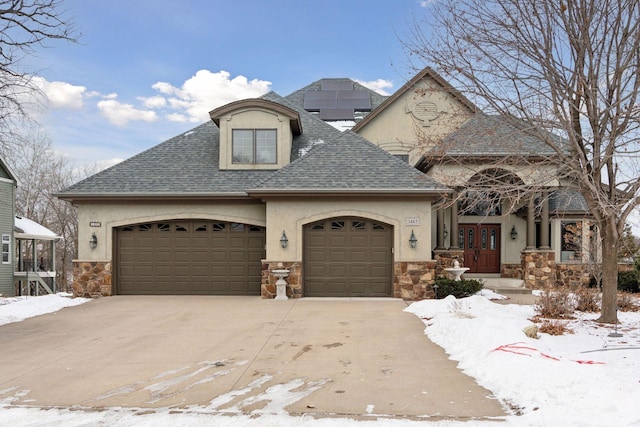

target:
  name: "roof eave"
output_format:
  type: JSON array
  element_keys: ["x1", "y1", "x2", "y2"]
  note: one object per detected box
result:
[
  {"x1": 55, "y1": 192, "x2": 252, "y2": 202},
  {"x1": 209, "y1": 97, "x2": 302, "y2": 135},
  {"x1": 246, "y1": 188, "x2": 451, "y2": 197}
]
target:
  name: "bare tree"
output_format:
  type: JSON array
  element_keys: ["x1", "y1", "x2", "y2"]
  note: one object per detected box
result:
[
  {"x1": 2, "y1": 131, "x2": 93, "y2": 290},
  {"x1": 405, "y1": 0, "x2": 640, "y2": 323},
  {"x1": 0, "y1": 0, "x2": 77, "y2": 151}
]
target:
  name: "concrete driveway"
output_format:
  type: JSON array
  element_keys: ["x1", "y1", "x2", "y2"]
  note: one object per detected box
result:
[{"x1": 0, "y1": 296, "x2": 505, "y2": 421}]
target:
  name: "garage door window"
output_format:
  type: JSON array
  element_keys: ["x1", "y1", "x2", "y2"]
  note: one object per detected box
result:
[{"x1": 352, "y1": 221, "x2": 366, "y2": 230}]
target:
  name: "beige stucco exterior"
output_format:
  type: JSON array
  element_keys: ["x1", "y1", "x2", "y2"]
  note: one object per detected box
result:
[
  {"x1": 75, "y1": 197, "x2": 433, "y2": 263},
  {"x1": 217, "y1": 108, "x2": 294, "y2": 170},
  {"x1": 357, "y1": 77, "x2": 473, "y2": 165},
  {"x1": 263, "y1": 198, "x2": 434, "y2": 263},
  {"x1": 426, "y1": 163, "x2": 560, "y2": 188},
  {"x1": 75, "y1": 200, "x2": 266, "y2": 261}
]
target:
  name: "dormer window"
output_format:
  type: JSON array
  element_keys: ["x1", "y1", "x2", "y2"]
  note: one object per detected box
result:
[
  {"x1": 210, "y1": 98, "x2": 302, "y2": 170},
  {"x1": 232, "y1": 129, "x2": 277, "y2": 164}
]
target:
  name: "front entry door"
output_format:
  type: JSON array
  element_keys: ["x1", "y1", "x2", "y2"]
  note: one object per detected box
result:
[{"x1": 459, "y1": 224, "x2": 501, "y2": 273}]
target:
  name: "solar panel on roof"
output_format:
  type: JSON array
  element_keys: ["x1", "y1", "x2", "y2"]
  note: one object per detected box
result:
[
  {"x1": 338, "y1": 98, "x2": 371, "y2": 111},
  {"x1": 305, "y1": 90, "x2": 337, "y2": 100},
  {"x1": 319, "y1": 108, "x2": 355, "y2": 121},
  {"x1": 303, "y1": 81, "x2": 372, "y2": 120},
  {"x1": 320, "y1": 81, "x2": 353, "y2": 91},
  {"x1": 304, "y1": 98, "x2": 338, "y2": 110},
  {"x1": 303, "y1": 90, "x2": 337, "y2": 110},
  {"x1": 337, "y1": 90, "x2": 370, "y2": 100}
]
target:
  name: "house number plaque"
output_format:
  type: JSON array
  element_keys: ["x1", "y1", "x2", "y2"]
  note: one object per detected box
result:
[
  {"x1": 405, "y1": 217, "x2": 420, "y2": 226},
  {"x1": 89, "y1": 222, "x2": 101, "y2": 227}
]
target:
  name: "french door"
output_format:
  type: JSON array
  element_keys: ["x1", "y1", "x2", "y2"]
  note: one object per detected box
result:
[{"x1": 459, "y1": 224, "x2": 501, "y2": 273}]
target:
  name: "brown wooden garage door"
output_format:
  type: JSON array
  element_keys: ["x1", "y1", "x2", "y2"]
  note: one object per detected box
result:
[
  {"x1": 303, "y1": 217, "x2": 393, "y2": 297},
  {"x1": 116, "y1": 220, "x2": 265, "y2": 295}
]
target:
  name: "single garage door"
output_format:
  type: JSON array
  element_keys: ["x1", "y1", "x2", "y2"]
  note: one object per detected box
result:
[
  {"x1": 303, "y1": 217, "x2": 393, "y2": 297},
  {"x1": 116, "y1": 220, "x2": 265, "y2": 295}
]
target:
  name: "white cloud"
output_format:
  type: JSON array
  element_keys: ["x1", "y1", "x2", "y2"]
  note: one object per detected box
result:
[
  {"x1": 33, "y1": 69, "x2": 272, "y2": 128},
  {"x1": 33, "y1": 77, "x2": 87, "y2": 109},
  {"x1": 152, "y1": 70, "x2": 272, "y2": 122},
  {"x1": 97, "y1": 98, "x2": 158, "y2": 126},
  {"x1": 356, "y1": 78, "x2": 394, "y2": 96},
  {"x1": 166, "y1": 113, "x2": 188, "y2": 122},
  {"x1": 139, "y1": 95, "x2": 167, "y2": 109}
]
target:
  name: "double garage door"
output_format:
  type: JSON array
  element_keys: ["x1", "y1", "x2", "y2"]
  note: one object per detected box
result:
[
  {"x1": 116, "y1": 217, "x2": 393, "y2": 297},
  {"x1": 116, "y1": 220, "x2": 265, "y2": 295}
]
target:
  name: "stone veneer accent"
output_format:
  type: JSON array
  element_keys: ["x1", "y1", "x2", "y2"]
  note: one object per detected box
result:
[
  {"x1": 555, "y1": 263, "x2": 592, "y2": 287},
  {"x1": 261, "y1": 261, "x2": 302, "y2": 299},
  {"x1": 501, "y1": 263, "x2": 523, "y2": 279},
  {"x1": 522, "y1": 250, "x2": 555, "y2": 289},
  {"x1": 72, "y1": 261, "x2": 112, "y2": 297},
  {"x1": 394, "y1": 261, "x2": 437, "y2": 300}
]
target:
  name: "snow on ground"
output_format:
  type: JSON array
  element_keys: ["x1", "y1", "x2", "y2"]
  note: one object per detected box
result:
[
  {"x1": 0, "y1": 293, "x2": 90, "y2": 326},
  {"x1": 0, "y1": 293, "x2": 638, "y2": 426}
]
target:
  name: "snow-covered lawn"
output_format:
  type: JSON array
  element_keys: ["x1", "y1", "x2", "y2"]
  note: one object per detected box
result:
[
  {"x1": 0, "y1": 293, "x2": 90, "y2": 326},
  {"x1": 0, "y1": 292, "x2": 638, "y2": 426}
]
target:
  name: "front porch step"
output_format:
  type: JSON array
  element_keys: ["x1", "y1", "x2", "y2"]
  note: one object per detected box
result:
[
  {"x1": 489, "y1": 287, "x2": 533, "y2": 295},
  {"x1": 474, "y1": 277, "x2": 533, "y2": 295}
]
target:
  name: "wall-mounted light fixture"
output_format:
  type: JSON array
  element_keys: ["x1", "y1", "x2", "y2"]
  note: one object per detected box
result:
[
  {"x1": 89, "y1": 233, "x2": 98, "y2": 249},
  {"x1": 510, "y1": 225, "x2": 518, "y2": 240},
  {"x1": 409, "y1": 230, "x2": 418, "y2": 248},
  {"x1": 443, "y1": 224, "x2": 448, "y2": 239},
  {"x1": 280, "y1": 230, "x2": 288, "y2": 248}
]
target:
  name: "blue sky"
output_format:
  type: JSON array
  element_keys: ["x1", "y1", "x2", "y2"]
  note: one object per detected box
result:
[{"x1": 25, "y1": 0, "x2": 430, "y2": 169}]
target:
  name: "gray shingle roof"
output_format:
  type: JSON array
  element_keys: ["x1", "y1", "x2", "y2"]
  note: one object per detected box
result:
[
  {"x1": 260, "y1": 92, "x2": 345, "y2": 162},
  {"x1": 549, "y1": 188, "x2": 589, "y2": 214},
  {"x1": 249, "y1": 130, "x2": 450, "y2": 194},
  {"x1": 58, "y1": 86, "x2": 448, "y2": 199},
  {"x1": 437, "y1": 114, "x2": 560, "y2": 157},
  {"x1": 58, "y1": 122, "x2": 273, "y2": 197}
]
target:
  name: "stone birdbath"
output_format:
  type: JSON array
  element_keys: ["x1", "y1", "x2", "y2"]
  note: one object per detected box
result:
[
  {"x1": 271, "y1": 269, "x2": 290, "y2": 300},
  {"x1": 444, "y1": 259, "x2": 470, "y2": 282}
]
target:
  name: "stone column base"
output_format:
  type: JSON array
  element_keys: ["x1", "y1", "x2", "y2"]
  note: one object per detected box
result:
[
  {"x1": 72, "y1": 260, "x2": 112, "y2": 297},
  {"x1": 261, "y1": 261, "x2": 302, "y2": 299},
  {"x1": 522, "y1": 250, "x2": 555, "y2": 289},
  {"x1": 394, "y1": 261, "x2": 437, "y2": 300}
]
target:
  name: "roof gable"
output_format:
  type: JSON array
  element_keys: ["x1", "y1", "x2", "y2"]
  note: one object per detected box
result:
[
  {"x1": 209, "y1": 97, "x2": 302, "y2": 134},
  {"x1": 352, "y1": 67, "x2": 478, "y2": 133},
  {"x1": 0, "y1": 155, "x2": 19, "y2": 185}
]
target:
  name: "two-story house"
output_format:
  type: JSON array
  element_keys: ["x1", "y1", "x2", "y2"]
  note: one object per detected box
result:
[{"x1": 58, "y1": 68, "x2": 592, "y2": 299}]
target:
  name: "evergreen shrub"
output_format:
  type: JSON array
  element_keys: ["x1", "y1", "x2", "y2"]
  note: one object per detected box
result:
[{"x1": 433, "y1": 278, "x2": 483, "y2": 299}]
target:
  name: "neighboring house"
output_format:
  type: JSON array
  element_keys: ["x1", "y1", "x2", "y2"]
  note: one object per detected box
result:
[
  {"x1": 0, "y1": 156, "x2": 18, "y2": 296},
  {"x1": 0, "y1": 155, "x2": 61, "y2": 297},
  {"x1": 57, "y1": 68, "x2": 592, "y2": 299},
  {"x1": 14, "y1": 215, "x2": 60, "y2": 296}
]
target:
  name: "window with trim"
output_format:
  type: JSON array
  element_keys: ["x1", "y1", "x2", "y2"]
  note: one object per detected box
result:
[
  {"x1": 561, "y1": 221, "x2": 582, "y2": 261},
  {"x1": 232, "y1": 129, "x2": 277, "y2": 164},
  {"x1": 1, "y1": 234, "x2": 10, "y2": 264}
]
